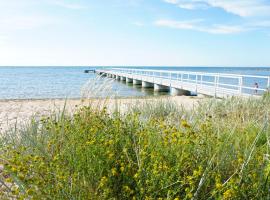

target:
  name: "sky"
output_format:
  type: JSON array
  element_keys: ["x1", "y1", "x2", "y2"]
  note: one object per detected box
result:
[{"x1": 0, "y1": 0, "x2": 270, "y2": 67}]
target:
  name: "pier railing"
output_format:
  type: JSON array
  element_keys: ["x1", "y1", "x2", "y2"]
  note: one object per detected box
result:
[{"x1": 101, "y1": 68, "x2": 270, "y2": 97}]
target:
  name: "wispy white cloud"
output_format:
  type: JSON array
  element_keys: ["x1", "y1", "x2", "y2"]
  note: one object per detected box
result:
[
  {"x1": 133, "y1": 22, "x2": 144, "y2": 27},
  {"x1": 0, "y1": 15, "x2": 58, "y2": 31},
  {"x1": 207, "y1": 0, "x2": 270, "y2": 17},
  {"x1": 126, "y1": 0, "x2": 145, "y2": 7},
  {"x1": 155, "y1": 18, "x2": 270, "y2": 34},
  {"x1": 155, "y1": 19, "x2": 203, "y2": 30},
  {"x1": 161, "y1": 0, "x2": 270, "y2": 35},
  {"x1": 154, "y1": 19, "x2": 246, "y2": 34},
  {"x1": 164, "y1": 0, "x2": 270, "y2": 17},
  {"x1": 52, "y1": 1, "x2": 87, "y2": 10},
  {"x1": 206, "y1": 25, "x2": 246, "y2": 34},
  {"x1": 164, "y1": 0, "x2": 208, "y2": 10},
  {"x1": 0, "y1": 1, "x2": 74, "y2": 33},
  {"x1": 250, "y1": 20, "x2": 270, "y2": 27},
  {"x1": 0, "y1": 0, "x2": 87, "y2": 10}
]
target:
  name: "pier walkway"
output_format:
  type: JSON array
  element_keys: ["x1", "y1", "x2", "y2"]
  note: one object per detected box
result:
[{"x1": 96, "y1": 68, "x2": 270, "y2": 97}]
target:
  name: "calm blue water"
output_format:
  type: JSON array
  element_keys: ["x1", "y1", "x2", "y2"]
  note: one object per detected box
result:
[{"x1": 0, "y1": 66, "x2": 270, "y2": 99}]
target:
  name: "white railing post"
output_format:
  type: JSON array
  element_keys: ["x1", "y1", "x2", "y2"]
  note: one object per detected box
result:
[
  {"x1": 196, "y1": 74, "x2": 198, "y2": 93},
  {"x1": 268, "y1": 77, "x2": 270, "y2": 90},
  {"x1": 217, "y1": 75, "x2": 220, "y2": 89},
  {"x1": 181, "y1": 73, "x2": 183, "y2": 82},
  {"x1": 170, "y1": 72, "x2": 172, "y2": 87},
  {"x1": 239, "y1": 77, "x2": 243, "y2": 95},
  {"x1": 180, "y1": 73, "x2": 183, "y2": 89},
  {"x1": 214, "y1": 75, "x2": 217, "y2": 98}
]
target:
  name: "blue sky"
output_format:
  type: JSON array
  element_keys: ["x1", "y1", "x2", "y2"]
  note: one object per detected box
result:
[{"x1": 0, "y1": 0, "x2": 270, "y2": 66}]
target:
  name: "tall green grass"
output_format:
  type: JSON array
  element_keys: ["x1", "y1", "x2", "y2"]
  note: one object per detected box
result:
[{"x1": 1, "y1": 97, "x2": 270, "y2": 199}]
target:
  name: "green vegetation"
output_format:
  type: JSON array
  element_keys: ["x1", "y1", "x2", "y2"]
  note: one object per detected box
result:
[{"x1": 1, "y1": 97, "x2": 270, "y2": 199}]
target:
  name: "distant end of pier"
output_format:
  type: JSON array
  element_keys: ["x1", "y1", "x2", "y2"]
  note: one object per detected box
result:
[{"x1": 84, "y1": 69, "x2": 96, "y2": 73}]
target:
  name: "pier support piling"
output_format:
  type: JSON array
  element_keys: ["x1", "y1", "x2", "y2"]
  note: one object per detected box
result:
[
  {"x1": 133, "y1": 79, "x2": 142, "y2": 85},
  {"x1": 142, "y1": 81, "x2": 154, "y2": 88},
  {"x1": 126, "y1": 78, "x2": 133, "y2": 83},
  {"x1": 154, "y1": 84, "x2": 170, "y2": 92},
  {"x1": 171, "y1": 88, "x2": 191, "y2": 96}
]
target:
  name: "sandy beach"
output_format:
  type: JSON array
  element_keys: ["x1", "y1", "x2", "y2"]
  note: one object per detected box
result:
[{"x1": 0, "y1": 96, "x2": 204, "y2": 133}]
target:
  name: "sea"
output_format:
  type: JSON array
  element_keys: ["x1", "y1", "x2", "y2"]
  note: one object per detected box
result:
[{"x1": 0, "y1": 66, "x2": 270, "y2": 100}]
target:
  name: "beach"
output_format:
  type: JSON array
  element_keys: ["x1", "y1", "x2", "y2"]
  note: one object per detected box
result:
[{"x1": 0, "y1": 96, "x2": 204, "y2": 133}]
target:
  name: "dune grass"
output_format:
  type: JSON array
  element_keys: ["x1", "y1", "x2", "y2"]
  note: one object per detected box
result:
[{"x1": 0, "y1": 96, "x2": 270, "y2": 199}]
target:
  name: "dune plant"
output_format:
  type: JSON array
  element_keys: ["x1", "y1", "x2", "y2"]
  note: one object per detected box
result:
[
  {"x1": 0, "y1": 97, "x2": 270, "y2": 199},
  {"x1": 263, "y1": 90, "x2": 270, "y2": 101}
]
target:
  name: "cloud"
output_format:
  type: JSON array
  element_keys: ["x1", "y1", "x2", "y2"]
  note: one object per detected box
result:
[
  {"x1": 155, "y1": 19, "x2": 203, "y2": 30},
  {"x1": 133, "y1": 22, "x2": 144, "y2": 27},
  {"x1": 154, "y1": 18, "x2": 270, "y2": 34},
  {"x1": 0, "y1": 15, "x2": 58, "y2": 31},
  {"x1": 206, "y1": 25, "x2": 246, "y2": 34},
  {"x1": 161, "y1": 0, "x2": 270, "y2": 35},
  {"x1": 126, "y1": 0, "x2": 144, "y2": 6},
  {"x1": 250, "y1": 20, "x2": 270, "y2": 27},
  {"x1": 154, "y1": 19, "x2": 246, "y2": 34},
  {"x1": 164, "y1": 0, "x2": 208, "y2": 10},
  {"x1": 164, "y1": 0, "x2": 270, "y2": 17},
  {"x1": 207, "y1": 0, "x2": 270, "y2": 17},
  {"x1": 52, "y1": 1, "x2": 87, "y2": 10}
]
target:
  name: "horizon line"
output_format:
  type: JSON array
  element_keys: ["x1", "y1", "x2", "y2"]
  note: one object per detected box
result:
[{"x1": 0, "y1": 65, "x2": 270, "y2": 68}]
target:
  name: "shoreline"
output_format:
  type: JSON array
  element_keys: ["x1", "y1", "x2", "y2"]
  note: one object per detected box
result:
[
  {"x1": 0, "y1": 96, "x2": 205, "y2": 133},
  {"x1": 0, "y1": 95, "x2": 167, "y2": 102},
  {"x1": 0, "y1": 94, "x2": 184, "y2": 102}
]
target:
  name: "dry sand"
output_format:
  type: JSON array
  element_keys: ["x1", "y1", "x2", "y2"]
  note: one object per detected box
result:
[{"x1": 0, "y1": 96, "x2": 205, "y2": 133}]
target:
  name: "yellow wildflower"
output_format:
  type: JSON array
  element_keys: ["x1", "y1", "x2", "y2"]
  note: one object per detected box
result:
[
  {"x1": 120, "y1": 166, "x2": 125, "y2": 172},
  {"x1": 216, "y1": 183, "x2": 222, "y2": 190},
  {"x1": 187, "y1": 192, "x2": 193, "y2": 198},
  {"x1": 86, "y1": 140, "x2": 95, "y2": 145},
  {"x1": 181, "y1": 120, "x2": 191, "y2": 128},
  {"x1": 99, "y1": 176, "x2": 108, "y2": 188},
  {"x1": 134, "y1": 173, "x2": 139, "y2": 179},
  {"x1": 223, "y1": 189, "x2": 234, "y2": 199},
  {"x1": 108, "y1": 153, "x2": 114, "y2": 159},
  {"x1": 111, "y1": 168, "x2": 118, "y2": 176}
]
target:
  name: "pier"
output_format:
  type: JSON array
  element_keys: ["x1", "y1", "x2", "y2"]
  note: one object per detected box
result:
[{"x1": 96, "y1": 68, "x2": 270, "y2": 97}]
